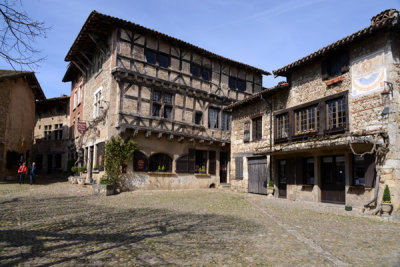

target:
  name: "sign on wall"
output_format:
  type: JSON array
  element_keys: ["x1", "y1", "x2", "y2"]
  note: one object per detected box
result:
[
  {"x1": 351, "y1": 51, "x2": 386, "y2": 97},
  {"x1": 77, "y1": 121, "x2": 87, "y2": 134}
]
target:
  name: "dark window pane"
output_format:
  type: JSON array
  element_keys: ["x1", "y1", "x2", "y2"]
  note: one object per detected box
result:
[
  {"x1": 195, "y1": 150, "x2": 207, "y2": 173},
  {"x1": 208, "y1": 107, "x2": 220, "y2": 129},
  {"x1": 145, "y1": 50, "x2": 156, "y2": 64},
  {"x1": 149, "y1": 153, "x2": 172, "y2": 172},
  {"x1": 153, "y1": 91, "x2": 161, "y2": 102},
  {"x1": 222, "y1": 112, "x2": 231, "y2": 131},
  {"x1": 164, "y1": 93, "x2": 172, "y2": 104},
  {"x1": 195, "y1": 112, "x2": 202, "y2": 125},
  {"x1": 152, "y1": 103, "x2": 161, "y2": 117},
  {"x1": 190, "y1": 64, "x2": 200, "y2": 77},
  {"x1": 237, "y1": 79, "x2": 246, "y2": 92},
  {"x1": 163, "y1": 106, "x2": 172, "y2": 119},
  {"x1": 202, "y1": 68, "x2": 210, "y2": 80},
  {"x1": 158, "y1": 54, "x2": 169, "y2": 68},
  {"x1": 229, "y1": 77, "x2": 236, "y2": 89}
]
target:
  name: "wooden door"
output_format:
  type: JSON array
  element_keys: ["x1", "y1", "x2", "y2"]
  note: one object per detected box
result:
[
  {"x1": 277, "y1": 159, "x2": 287, "y2": 198},
  {"x1": 321, "y1": 155, "x2": 346, "y2": 204},
  {"x1": 219, "y1": 152, "x2": 229, "y2": 183},
  {"x1": 248, "y1": 157, "x2": 268, "y2": 195}
]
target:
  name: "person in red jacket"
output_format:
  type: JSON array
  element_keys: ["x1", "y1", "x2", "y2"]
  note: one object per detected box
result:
[{"x1": 18, "y1": 162, "x2": 27, "y2": 184}]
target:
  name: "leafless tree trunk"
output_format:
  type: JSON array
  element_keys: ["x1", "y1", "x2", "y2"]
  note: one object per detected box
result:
[{"x1": 0, "y1": 0, "x2": 48, "y2": 69}]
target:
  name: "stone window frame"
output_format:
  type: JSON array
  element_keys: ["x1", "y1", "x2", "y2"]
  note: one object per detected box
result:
[
  {"x1": 44, "y1": 125, "x2": 52, "y2": 140},
  {"x1": 54, "y1": 124, "x2": 63, "y2": 140},
  {"x1": 274, "y1": 90, "x2": 349, "y2": 143},
  {"x1": 93, "y1": 87, "x2": 103, "y2": 119}
]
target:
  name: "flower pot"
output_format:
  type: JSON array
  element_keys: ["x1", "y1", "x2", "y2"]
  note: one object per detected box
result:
[
  {"x1": 92, "y1": 184, "x2": 115, "y2": 196},
  {"x1": 381, "y1": 203, "x2": 393, "y2": 215},
  {"x1": 266, "y1": 187, "x2": 275, "y2": 196},
  {"x1": 72, "y1": 177, "x2": 78, "y2": 184},
  {"x1": 77, "y1": 178, "x2": 85, "y2": 185}
]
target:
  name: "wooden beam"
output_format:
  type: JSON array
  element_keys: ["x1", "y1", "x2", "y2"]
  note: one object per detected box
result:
[
  {"x1": 88, "y1": 33, "x2": 106, "y2": 56},
  {"x1": 157, "y1": 132, "x2": 163, "y2": 139},
  {"x1": 199, "y1": 139, "x2": 205, "y2": 143},
  {"x1": 71, "y1": 60, "x2": 86, "y2": 76},
  {"x1": 133, "y1": 129, "x2": 139, "y2": 135},
  {"x1": 80, "y1": 51, "x2": 94, "y2": 66},
  {"x1": 209, "y1": 141, "x2": 214, "y2": 145},
  {"x1": 145, "y1": 131, "x2": 151, "y2": 138},
  {"x1": 168, "y1": 134, "x2": 174, "y2": 140},
  {"x1": 178, "y1": 136, "x2": 184, "y2": 142},
  {"x1": 220, "y1": 142, "x2": 225, "y2": 147}
]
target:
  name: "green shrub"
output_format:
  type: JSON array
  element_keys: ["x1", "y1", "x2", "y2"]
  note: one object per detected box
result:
[
  {"x1": 78, "y1": 165, "x2": 87, "y2": 173},
  {"x1": 382, "y1": 185, "x2": 391, "y2": 203},
  {"x1": 268, "y1": 180, "x2": 274, "y2": 188},
  {"x1": 71, "y1": 166, "x2": 78, "y2": 173},
  {"x1": 103, "y1": 135, "x2": 137, "y2": 185},
  {"x1": 99, "y1": 178, "x2": 109, "y2": 185}
]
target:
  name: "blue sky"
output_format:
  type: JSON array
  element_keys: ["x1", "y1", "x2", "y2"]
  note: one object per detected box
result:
[{"x1": 1, "y1": 0, "x2": 398, "y2": 98}]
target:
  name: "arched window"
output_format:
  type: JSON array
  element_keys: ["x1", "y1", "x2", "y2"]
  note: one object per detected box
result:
[
  {"x1": 133, "y1": 150, "x2": 148, "y2": 172},
  {"x1": 149, "y1": 153, "x2": 172, "y2": 172}
]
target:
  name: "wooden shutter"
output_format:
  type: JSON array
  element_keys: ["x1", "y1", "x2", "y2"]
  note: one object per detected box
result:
[
  {"x1": 340, "y1": 51, "x2": 350, "y2": 74},
  {"x1": 176, "y1": 154, "x2": 188, "y2": 173},
  {"x1": 235, "y1": 157, "x2": 243, "y2": 180},
  {"x1": 244, "y1": 122, "x2": 250, "y2": 142},
  {"x1": 133, "y1": 150, "x2": 148, "y2": 172},
  {"x1": 364, "y1": 154, "x2": 376, "y2": 188},
  {"x1": 321, "y1": 60, "x2": 329, "y2": 80},
  {"x1": 188, "y1": 149, "x2": 195, "y2": 173},
  {"x1": 209, "y1": 151, "x2": 216, "y2": 175},
  {"x1": 295, "y1": 158, "x2": 303, "y2": 185}
]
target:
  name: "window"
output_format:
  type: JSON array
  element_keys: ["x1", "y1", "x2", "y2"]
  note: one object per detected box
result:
[
  {"x1": 353, "y1": 154, "x2": 376, "y2": 187},
  {"x1": 190, "y1": 64, "x2": 211, "y2": 81},
  {"x1": 221, "y1": 112, "x2": 231, "y2": 131},
  {"x1": 244, "y1": 121, "x2": 250, "y2": 142},
  {"x1": 303, "y1": 158, "x2": 315, "y2": 185},
  {"x1": 133, "y1": 150, "x2": 148, "y2": 172},
  {"x1": 44, "y1": 125, "x2": 52, "y2": 140},
  {"x1": 235, "y1": 157, "x2": 243, "y2": 180},
  {"x1": 326, "y1": 97, "x2": 346, "y2": 131},
  {"x1": 252, "y1": 116, "x2": 262, "y2": 141},
  {"x1": 229, "y1": 76, "x2": 246, "y2": 92},
  {"x1": 294, "y1": 105, "x2": 319, "y2": 135},
  {"x1": 78, "y1": 85, "x2": 82, "y2": 105},
  {"x1": 151, "y1": 90, "x2": 174, "y2": 120},
  {"x1": 321, "y1": 51, "x2": 349, "y2": 80},
  {"x1": 194, "y1": 112, "x2": 203, "y2": 125},
  {"x1": 145, "y1": 49, "x2": 170, "y2": 68},
  {"x1": 73, "y1": 90, "x2": 77, "y2": 109},
  {"x1": 93, "y1": 89, "x2": 102, "y2": 118},
  {"x1": 195, "y1": 150, "x2": 207, "y2": 173},
  {"x1": 54, "y1": 124, "x2": 63, "y2": 140},
  {"x1": 92, "y1": 51, "x2": 105, "y2": 74},
  {"x1": 208, "y1": 107, "x2": 220, "y2": 129},
  {"x1": 149, "y1": 153, "x2": 172, "y2": 172},
  {"x1": 276, "y1": 113, "x2": 289, "y2": 139}
]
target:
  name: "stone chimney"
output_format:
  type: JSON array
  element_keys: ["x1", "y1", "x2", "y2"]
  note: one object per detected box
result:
[{"x1": 371, "y1": 9, "x2": 399, "y2": 26}]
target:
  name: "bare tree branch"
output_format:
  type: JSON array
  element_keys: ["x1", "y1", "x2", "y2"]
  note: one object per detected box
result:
[{"x1": 0, "y1": 0, "x2": 49, "y2": 70}]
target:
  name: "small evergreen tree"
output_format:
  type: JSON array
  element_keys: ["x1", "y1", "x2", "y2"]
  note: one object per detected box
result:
[
  {"x1": 102, "y1": 135, "x2": 137, "y2": 185},
  {"x1": 382, "y1": 185, "x2": 391, "y2": 203}
]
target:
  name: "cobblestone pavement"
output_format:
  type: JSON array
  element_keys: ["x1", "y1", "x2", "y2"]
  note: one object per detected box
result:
[{"x1": 0, "y1": 181, "x2": 399, "y2": 266}]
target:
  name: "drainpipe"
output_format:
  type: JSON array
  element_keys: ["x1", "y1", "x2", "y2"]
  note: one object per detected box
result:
[{"x1": 260, "y1": 94, "x2": 273, "y2": 182}]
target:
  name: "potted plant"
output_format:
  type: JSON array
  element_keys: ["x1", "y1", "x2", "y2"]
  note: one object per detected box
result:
[
  {"x1": 381, "y1": 185, "x2": 393, "y2": 215},
  {"x1": 198, "y1": 167, "x2": 206, "y2": 174},
  {"x1": 92, "y1": 176, "x2": 115, "y2": 196},
  {"x1": 266, "y1": 180, "x2": 275, "y2": 196}
]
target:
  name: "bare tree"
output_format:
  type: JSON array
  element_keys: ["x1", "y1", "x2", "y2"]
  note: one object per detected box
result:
[{"x1": 0, "y1": 0, "x2": 48, "y2": 69}]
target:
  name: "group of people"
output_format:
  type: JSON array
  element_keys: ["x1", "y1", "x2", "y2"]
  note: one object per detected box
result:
[{"x1": 17, "y1": 162, "x2": 37, "y2": 185}]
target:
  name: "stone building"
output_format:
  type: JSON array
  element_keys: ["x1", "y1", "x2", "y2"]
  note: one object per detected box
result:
[
  {"x1": 227, "y1": 9, "x2": 400, "y2": 211},
  {"x1": 62, "y1": 11, "x2": 269, "y2": 189},
  {"x1": 33, "y1": 95, "x2": 70, "y2": 175},
  {"x1": 0, "y1": 70, "x2": 45, "y2": 180}
]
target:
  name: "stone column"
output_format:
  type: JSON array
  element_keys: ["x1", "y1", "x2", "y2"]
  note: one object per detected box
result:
[
  {"x1": 83, "y1": 148, "x2": 87, "y2": 167},
  {"x1": 93, "y1": 143, "x2": 98, "y2": 170}
]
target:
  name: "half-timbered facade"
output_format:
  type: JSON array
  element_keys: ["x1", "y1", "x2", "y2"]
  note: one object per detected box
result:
[
  {"x1": 62, "y1": 11, "x2": 269, "y2": 189},
  {"x1": 228, "y1": 9, "x2": 400, "y2": 212}
]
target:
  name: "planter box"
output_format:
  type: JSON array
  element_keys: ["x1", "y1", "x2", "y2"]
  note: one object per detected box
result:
[
  {"x1": 77, "y1": 178, "x2": 85, "y2": 185},
  {"x1": 381, "y1": 203, "x2": 393, "y2": 215},
  {"x1": 92, "y1": 184, "x2": 115, "y2": 196}
]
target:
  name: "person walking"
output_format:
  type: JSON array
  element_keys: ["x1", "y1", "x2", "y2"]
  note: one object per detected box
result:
[
  {"x1": 29, "y1": 162, "x2": 36, "y2": 185},
  {"x1": 18, "y1": 162, "x2": 27, "y2": 184}
]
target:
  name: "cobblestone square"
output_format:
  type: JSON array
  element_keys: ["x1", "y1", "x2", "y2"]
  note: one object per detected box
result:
[{"x1": 0, "y1": 181, "x2": 399, "y2": 266}]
